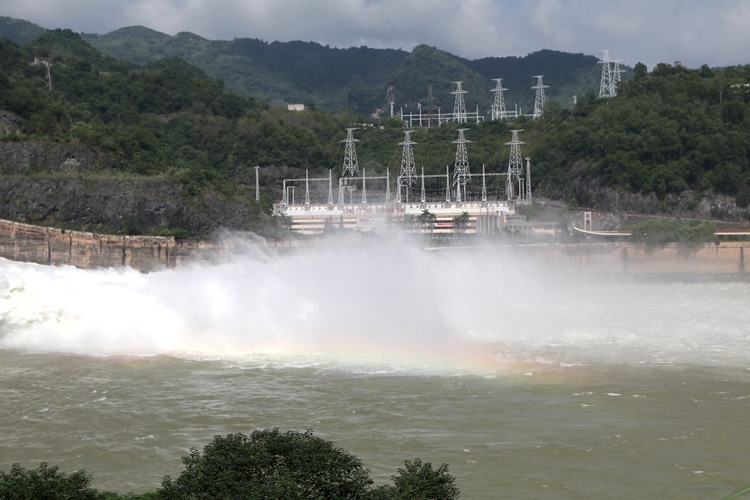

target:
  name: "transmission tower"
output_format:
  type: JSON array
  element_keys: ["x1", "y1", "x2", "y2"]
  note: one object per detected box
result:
[
  {"x1": 452, "y1": 81, "x2": 467, "y2": 124},
  {"x1": 453, "y1": 128, "x2": 471, "y2": 203},
  {"x1": 342, "y1": 128, "x2": 360, "y2": 176},
  {"x1": 506, "y1": 129, "x2": 525, "y2": 200},
  {"x1": 397, "y1": 130, "x2": 417, "y2": 203},
  {"x1": 610, "y1": 59, "x2": 623, "y2": 96},
  {"x1": 599, "y1": 50, "x2": 617, "y2": 98},
  {"x1": 490, "y1": 78, "x2": 508, "y2": 121},
  {"x1": 532, "y1": 76, "x2": 548, "y2": 119}
]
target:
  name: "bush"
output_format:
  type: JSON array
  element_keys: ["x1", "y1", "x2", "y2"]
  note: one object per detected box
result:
[
  {"x1": 158, "y1": 429, "x2": 373, "y2": 500},
  {"x1": 629, "y1": 218, "x2": 717, "y2": 248},
  {"x1": 0, "y1": 462, "x2": 99, "y2": 500}
]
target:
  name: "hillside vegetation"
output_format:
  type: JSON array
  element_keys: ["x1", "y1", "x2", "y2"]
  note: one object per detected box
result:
[
  {"x1": 0, "y1": 25, "x2": 749, "y2": 238},
  {"x1": 71, "y1": 24, "x2": 605, "y2": 114}
]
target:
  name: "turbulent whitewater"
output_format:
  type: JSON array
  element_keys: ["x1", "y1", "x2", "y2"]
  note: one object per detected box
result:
[{"x1": 1, "y1": 238, "x2": 750, "y2": 498}]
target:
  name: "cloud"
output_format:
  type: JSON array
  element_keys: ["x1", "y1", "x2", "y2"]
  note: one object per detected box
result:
[{"x1": 4, "y1": 0, "x2": 750, "y2": 69}]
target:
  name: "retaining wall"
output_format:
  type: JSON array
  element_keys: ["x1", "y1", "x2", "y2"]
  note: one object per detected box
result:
[
  {"x1": 0, "y1": 219, "x2": 220, "y2": 272},
  {"x1": 529, "y1": 241, "x2": 749, "y2": 278}
]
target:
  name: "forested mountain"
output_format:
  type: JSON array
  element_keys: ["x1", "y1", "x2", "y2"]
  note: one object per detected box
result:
[
  {"x1": 74, "y1": 24, "x2": 607, "y2": 114},
  {"x1": 0, "y1": 16, "x2": 44, "y2": 45},
  {"x1": 0, "y1": 17, "x2": 614, "y2": 115},
  {"x1": 0, "y1": 21, "x2": 749, "y2": 238}
]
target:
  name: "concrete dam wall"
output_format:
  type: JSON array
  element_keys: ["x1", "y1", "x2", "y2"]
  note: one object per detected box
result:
[
  {"x1": 0, "y1": 219, "x2": 220, "y2": 272},
  {"x1": 529, "y1": 241, "x2": 749, "y2": 278},
  {"x1": 1, "y1": 217, "x2": 749, "y2": 277}
]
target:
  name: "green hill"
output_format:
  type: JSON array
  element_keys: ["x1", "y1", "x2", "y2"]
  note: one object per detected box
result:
[
  {"x1": 1, "y1": 18, "x2": 749, "y2": 236},
  {"x1": 73, "y1": 23, "x2": 610, "y2": 114},
  {"x1": 0, "y1": 17, "x2": 621, "y2": 115},
  {"x1": 0, "y1": 16, "x2": 45, "y2": 44}
]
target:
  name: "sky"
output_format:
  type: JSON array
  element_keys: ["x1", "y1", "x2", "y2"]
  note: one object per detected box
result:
[{"x1": 5, "y1": 0, "x2": 750, "y2": 70}]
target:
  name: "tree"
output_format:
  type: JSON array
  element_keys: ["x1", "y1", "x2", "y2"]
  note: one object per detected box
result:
[
  {"x1": 634, "y1": 62, "x2": 648, "y2": 80},
  {"x1": 418, "y1": 209, "x2": 436, "y2": 233},
  {"x1": 158, "y1": 429, "x2": 373, "y2": 500},
  {"x1": 452, "y1": 211, "x2": 470, "y2": 236},
  {"x1": 0, "y1": 462, "x2": 100, "y2": 500},
  {"x1": 369, "y1": 459, "x2": 460, "y2": 500}
]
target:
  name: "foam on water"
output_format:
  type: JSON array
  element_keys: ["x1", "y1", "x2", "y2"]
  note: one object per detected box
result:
[{"x1": 1, "y1": 236, "x2": 749, "y2": 373}]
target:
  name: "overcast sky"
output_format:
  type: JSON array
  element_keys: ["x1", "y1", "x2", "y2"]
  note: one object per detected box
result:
[{"x1": 5, "y1": 0, "x2": 750, "y2": 70}]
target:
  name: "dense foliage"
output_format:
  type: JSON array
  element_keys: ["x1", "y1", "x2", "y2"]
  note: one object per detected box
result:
[
  {"x1": 0, "y1": 462, "x2": 102, "y2": 500},
  {"x1": 1, "y1": 25, "x2": 750, "y2": 235},
  {"x1": 0, "y1": 430, "x2": 460, "y2": 500},
  {"x1": 0, "y1": 20, "x2": 602, "y2": 114},
  {"x1": 160, "y1": 430, "x2": 373, "y2": 499},
  {"x1": 629, "y1": 219, "x2": 718, "y2": 248},
  {"x1": 527, "y1": 62, "x2": 750, "y2": 208}
]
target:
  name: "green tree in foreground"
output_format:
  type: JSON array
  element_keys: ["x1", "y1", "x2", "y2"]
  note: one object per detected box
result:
[
  {"x1": 159, "y1": 429, "x2": 373, "y2": 500},
  {"x1": 0, "y1": 430, "x2": 459, "y2": 499},
  {"x1": 0, "y1": 462, "x2": 99, "y2": 500},
  {"x1": 370, "y1": 459, "x2": 460, "y2": 500}
]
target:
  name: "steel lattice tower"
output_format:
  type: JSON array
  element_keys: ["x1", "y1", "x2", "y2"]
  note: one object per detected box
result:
[
  {"x1": 342, "y1": 128, "x2": 360, "y2": 176},
  {"x1": 599, "y1": 50, "x2": 614, "y2": 98},
  {"x1": 452, "y1": 81, "x2": 467, "y2": 124},
  {"x1": 532, "y1": 76, "x2": 548, "y2": 119},
  {"x1": 491, "y1": 78, "x2": 508, "y2": 121},
  {"x1": 610, "y1": 59, "x2": 623, "y2": 96},
  {"x1": 453, "y1": 128, "x2": 471, "y2": 203},
  {"x1": 399, "y1": 130, "x2": 417, "y2": 187},
  {"x1": 506, "y1": 129, "x2": 525, "y2": 200}
]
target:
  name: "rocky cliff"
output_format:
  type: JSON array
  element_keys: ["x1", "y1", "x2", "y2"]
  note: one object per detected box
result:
[{"x1": 0, "y1": 140, "x2": 267, "y2": 237}]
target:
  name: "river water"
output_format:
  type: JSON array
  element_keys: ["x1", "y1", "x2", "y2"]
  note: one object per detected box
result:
[{"x1": 1, "y1": 239, "x2": 749, "y2": 499}]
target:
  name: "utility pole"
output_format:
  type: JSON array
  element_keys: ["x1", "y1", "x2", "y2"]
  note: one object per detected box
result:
[
  {"x1": 425, "y1": 85, "x2": 437, "y2": 127},
  {"x1": 453, "y1": 128, "x2": 471, "y2": 203},
  {"x1": 452, "y1": 81, "x2": 467, "y2": 124},
  {"x1": 421, "y1": 166, "x2": 426, "y2": 203},
  {"x1": 361, "y1": 168, "x2": 367, "y2": 205},
  {"x1": 525, "y1": 157, "x2": 532, "y2": 202},
  {"x1": 385, "y1": 168, "x2": 391, "y2": 203},
  {"x1": 304, "y1": 169, "x2": 310, "y2": 207},
  {"x1": 481, "y1": 164, "x2": 487, "y2": 203},
  {"x1": 254, "y1": 165, "x2": 260, "y2": 201},
  {"x1": 532, "y1": 76, "x2": 548, "y2": 119},
  {"x1": 328, "y1": 169, "x2": 333, "y2": 207}
]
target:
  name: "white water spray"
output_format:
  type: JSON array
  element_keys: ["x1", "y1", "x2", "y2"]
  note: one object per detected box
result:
[{"x1": 1, "y1": 236, "x2": 749, "y2": 372}]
